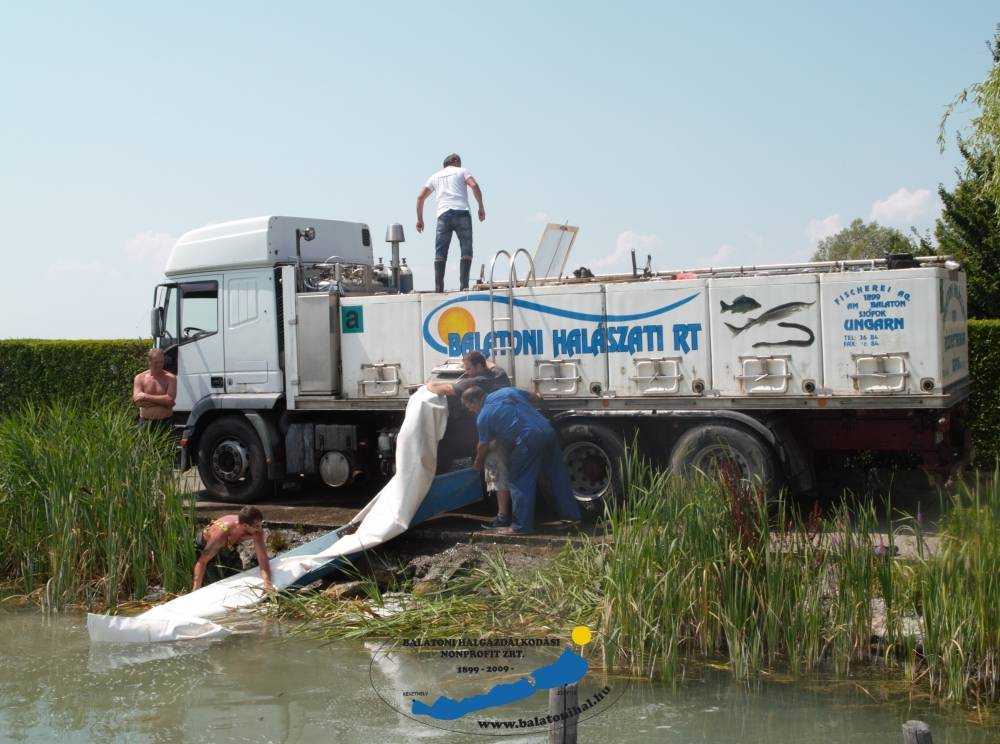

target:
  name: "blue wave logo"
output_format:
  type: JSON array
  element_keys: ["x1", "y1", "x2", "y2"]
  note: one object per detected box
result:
[
  {"x1": 422, "y1": 292, "x2": 700, "y2": 354},
  {"x1": 412, "y1": 646, "x2": 589, "y2": 720}
]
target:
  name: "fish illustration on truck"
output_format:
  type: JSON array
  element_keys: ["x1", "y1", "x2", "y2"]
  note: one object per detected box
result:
[
  {"x1": 723, "y1": 301, "x2": 815, "y2": 335},
  {"x1": 723, "y1": 300, "x2": 817, "y2": 348},
  {"x1": 720, "y1": 295, "x2": 761, "y2": 314},
  {"x1": 148, "y1": 217, "x2": 971, "y2": 514}
]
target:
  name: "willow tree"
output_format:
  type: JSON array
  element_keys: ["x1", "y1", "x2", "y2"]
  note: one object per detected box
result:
[{"x1": 940, "y1": 25, "x2": 1000, "y2": 212}]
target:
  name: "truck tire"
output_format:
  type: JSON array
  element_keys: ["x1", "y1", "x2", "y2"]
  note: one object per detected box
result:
[
  {"x1": 197, "y1": 416, "x2": 270, "y2": 504},
  {"x1": 668, "y1": 423, "x2": 777, "y2": 494},
  {"x1": 557, "y1": 422, "x2": 626, "y2": 520}
]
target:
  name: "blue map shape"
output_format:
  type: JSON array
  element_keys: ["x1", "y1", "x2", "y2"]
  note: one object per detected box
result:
[{"x1": 411, "y1": 646, "x2": 589, "y2": 721}]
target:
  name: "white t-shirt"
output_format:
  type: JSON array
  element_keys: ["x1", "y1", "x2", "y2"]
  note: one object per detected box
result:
[{"x1": 424, "y1": 166, "x2": 473, "y2": 216}]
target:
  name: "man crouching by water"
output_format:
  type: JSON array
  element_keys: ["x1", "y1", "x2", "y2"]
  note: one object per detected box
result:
[
  {"x1": 133, "y1": 348, "x2": 176, "y2": 434},
  {"x1": 193, "y1": 506, "x2": 274, "y2": 591}
]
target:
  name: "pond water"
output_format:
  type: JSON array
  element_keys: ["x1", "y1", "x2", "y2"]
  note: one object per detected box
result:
[{"x1": 1, "y1": 611, "x2": 997, "y2": 743}]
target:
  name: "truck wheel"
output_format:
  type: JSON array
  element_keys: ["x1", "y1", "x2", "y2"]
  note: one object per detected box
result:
[
  {"x1": 197, "y1": 416, "x2": 270, "y2": 504},
  {"x1": 668, "y1": 423, "x2": 777, "y2": 493},
  {"x1": 557, "y1": 422, "x2": 626, "y2": 520}
]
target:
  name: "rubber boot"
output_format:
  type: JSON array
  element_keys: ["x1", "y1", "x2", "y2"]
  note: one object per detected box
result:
[
  {"x1": 459, "y1": 258, "x2": 472, "y2": 291},
  {"x1": 434, "y1": 261, "x2": 446, "y2": 293}
]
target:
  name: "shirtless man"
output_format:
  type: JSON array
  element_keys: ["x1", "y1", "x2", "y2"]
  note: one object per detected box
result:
[
  {"x1": 193, "y1": 506, "x2": 274, "y2": 591},
  {"x1": 133, "y1": 348, "x2": 177, "y2": 434}
]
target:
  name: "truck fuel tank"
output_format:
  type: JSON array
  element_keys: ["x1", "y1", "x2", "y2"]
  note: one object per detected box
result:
[
  {"x1": 319, "y1": 451, "x2": 353, "y2": 487},
  {"x1": 399, "y1": 258, "x2": 414, "y2": 294}
]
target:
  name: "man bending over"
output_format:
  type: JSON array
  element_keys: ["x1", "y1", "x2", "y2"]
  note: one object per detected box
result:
[{"x1": 193, "y1": 506, "x2": 273, "y2": 591}]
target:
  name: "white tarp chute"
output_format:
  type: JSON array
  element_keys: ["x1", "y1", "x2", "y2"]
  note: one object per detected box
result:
[{"x1": 88, "y1": 387, "x2": 451, "y2": 643}]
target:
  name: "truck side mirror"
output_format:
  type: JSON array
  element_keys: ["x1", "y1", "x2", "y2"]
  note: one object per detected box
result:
[{"x1": 151, "y1": 307, "x2": 164, "y2": 338}]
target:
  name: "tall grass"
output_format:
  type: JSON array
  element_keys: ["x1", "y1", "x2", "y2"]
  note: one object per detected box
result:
[
  {"x1": 0, "y1": 400, "x2": 193, "y2": 610},
  {"x1": 592, "y1": 460, "x2": 884, "y2": 681},
  {"x1": 918, "y1": 477, "x2": 1000, "y2": 704},
  {"x1": 271, "y1": 456, "x2": 1000, "y2": 708}
]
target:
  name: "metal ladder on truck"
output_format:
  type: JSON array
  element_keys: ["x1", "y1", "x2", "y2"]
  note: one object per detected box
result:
[{"x1": 487, "y1": 248, "x2": 536, "y2": 386}]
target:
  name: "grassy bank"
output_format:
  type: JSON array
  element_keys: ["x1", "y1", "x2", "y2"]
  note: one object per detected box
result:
[
  {"x1": 0, "y1": 401, "x2": 193, "y2": 611},
  {"x1": 271, "y1": 462, "x2": 1000, "y2": 709}
]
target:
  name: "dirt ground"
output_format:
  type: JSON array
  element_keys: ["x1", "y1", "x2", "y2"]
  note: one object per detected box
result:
[
  {"x1": 188, "y1": 464, "x2": 947, "y2": 570},
  {"x1": 187, "y1": 468, "x2": 579, "y2": 587},
  {"x1": 187, "y1": 470, "x2": 590, "y2": 550},
  {"x1": 224, "y1": 519, "x2": 563, "y2": 599}
]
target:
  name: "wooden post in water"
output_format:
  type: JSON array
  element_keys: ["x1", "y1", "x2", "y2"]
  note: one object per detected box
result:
[
  {"x1": 901, "y1": 720, "x2": 933, "y2": 744},
  {"x1": 548, "y1": 684, "x2": 578, "y2": 744}
]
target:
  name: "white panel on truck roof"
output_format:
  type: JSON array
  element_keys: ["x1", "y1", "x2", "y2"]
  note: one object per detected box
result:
[
  {"x1": 709, "y1": 274, "x2": 823, "y2": 396},
  {"x1": 166, "y1": 216, "x2": 372, "y2": 276},
  {"x1": 340, "y1": 294, "x2": 425, "y2": 398},
  {"x1": 604, "y1": 278, "x2": 709, "y2": 396},
  {"x1": 820, "y1": 267, "x2": 968, "y2": 395}
]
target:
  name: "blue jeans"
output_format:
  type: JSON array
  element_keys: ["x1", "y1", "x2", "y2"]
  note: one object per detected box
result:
[
  {"x1": 508, "y1": 427, "x2": 581, "y2": 532},
  {"x1": 435, "y1": 209, "x2": 473, "y2": 263}
]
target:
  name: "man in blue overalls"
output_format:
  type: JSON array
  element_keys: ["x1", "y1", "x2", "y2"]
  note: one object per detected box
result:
[{"x1": 461, "y1": 385, "x2": 581, "y2": 534}]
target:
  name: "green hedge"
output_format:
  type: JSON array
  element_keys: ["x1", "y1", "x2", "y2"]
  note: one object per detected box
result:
[
  {"x1": 0, "y1": 340, "x2": 150, "y2": 416},
  {"x1": 1, "y1": 326, "x2": 999, "y2": 464},
  {"x1": 968, "y1": 320, "x2": 1000, "y2": 466}
]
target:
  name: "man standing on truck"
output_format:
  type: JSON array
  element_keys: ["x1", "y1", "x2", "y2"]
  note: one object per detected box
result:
[
  {"x1": 426, "y1": 351, "x2": 513, "y2": 529},
  {"x1": 193, "y1": 506, "x2": 274, "y2": 591},
  {"x1": 415, "y1": 153, "x2": 486, "y2": 293},
  {"x1": 461, "y1": 385, "x2": 581, "y2": 535},
  {"x1": 133, "y1": 348, "x2": 176, "y2": 434}
]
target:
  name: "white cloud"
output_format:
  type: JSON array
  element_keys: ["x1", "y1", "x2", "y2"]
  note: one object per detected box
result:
[
  {"x1": 805, "y1": 214, "x2": 843, "y2": 245},
  {"x1": 700, "y1": 243, "x2": 736, "y2": 266},
  {"x1": 869, "y1": 188, "x2": 935, "y2": 226},
  {"x1": 592, "y1": 231, "x2": 664, "y2": 271},
  {"x1": 533, "y1": 211, "x2": 549, "y2": 223},
  {"x1": 125, "y1": 230, "x2": 176, "y2": 271}
]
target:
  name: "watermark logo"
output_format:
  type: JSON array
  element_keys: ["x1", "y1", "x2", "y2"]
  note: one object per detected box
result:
[{"x1": 369, "y1": 626, "x2": 623, "y2": 735}]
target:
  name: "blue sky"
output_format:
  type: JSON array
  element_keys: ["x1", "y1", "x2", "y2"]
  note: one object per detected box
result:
[{"x1": 1, "y1": 2, "x2": 995, "y2": 338}]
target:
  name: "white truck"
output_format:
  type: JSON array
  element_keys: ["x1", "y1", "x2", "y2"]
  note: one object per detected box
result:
[{"x1": 151, "y1": 216, "x2": 971, "y2": 513}]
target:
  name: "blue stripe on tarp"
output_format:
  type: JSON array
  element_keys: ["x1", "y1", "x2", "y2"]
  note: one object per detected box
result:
[
  {"x1": 287, "y1": 469, "x2": 483, "y2": 588},
  {"x1": 411, "y1": 468, "x2": 482, "y2": 526}
]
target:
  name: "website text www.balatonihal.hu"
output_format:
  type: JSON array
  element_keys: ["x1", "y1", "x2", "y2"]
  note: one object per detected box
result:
[{"x1": 476, "y1": 686, "x2": 611, "y2": 730}]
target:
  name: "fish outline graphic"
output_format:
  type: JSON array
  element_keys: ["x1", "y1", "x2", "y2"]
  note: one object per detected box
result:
[
  {"x1": 724, "y1": 301, "x2": 815, "y2": 335},
  {"x1": 751, "y1": 322, "x2": 816, "y2": 348},
  {"x1": 720, "y1": 295, "x2": 761, "y2": 314}
]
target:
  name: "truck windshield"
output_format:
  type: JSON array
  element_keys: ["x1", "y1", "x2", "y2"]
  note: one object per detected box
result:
[{"x1": 180, "y1": 281, "x2": 218, "y2": 341}]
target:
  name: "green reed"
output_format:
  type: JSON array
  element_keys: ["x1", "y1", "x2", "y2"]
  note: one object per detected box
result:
[
  {"x1": 917, "y1": 472, "x2": 1000, "y2": 704},
  {"x1": 0, "y1": 400, "x2": 194, "y2": 610},
  {"x1": 272, "y1": 454, "x2": 1000, "y2": 708}
]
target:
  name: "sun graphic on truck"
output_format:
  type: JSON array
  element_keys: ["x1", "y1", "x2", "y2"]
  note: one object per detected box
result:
[{"x1": 437, "y1": 306, "x2": 476, "y2": 346}]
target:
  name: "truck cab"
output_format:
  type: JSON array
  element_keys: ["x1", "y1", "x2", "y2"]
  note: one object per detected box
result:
[{"x1": 152, "y1": 216, "x2": 380, "y2": 501}]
